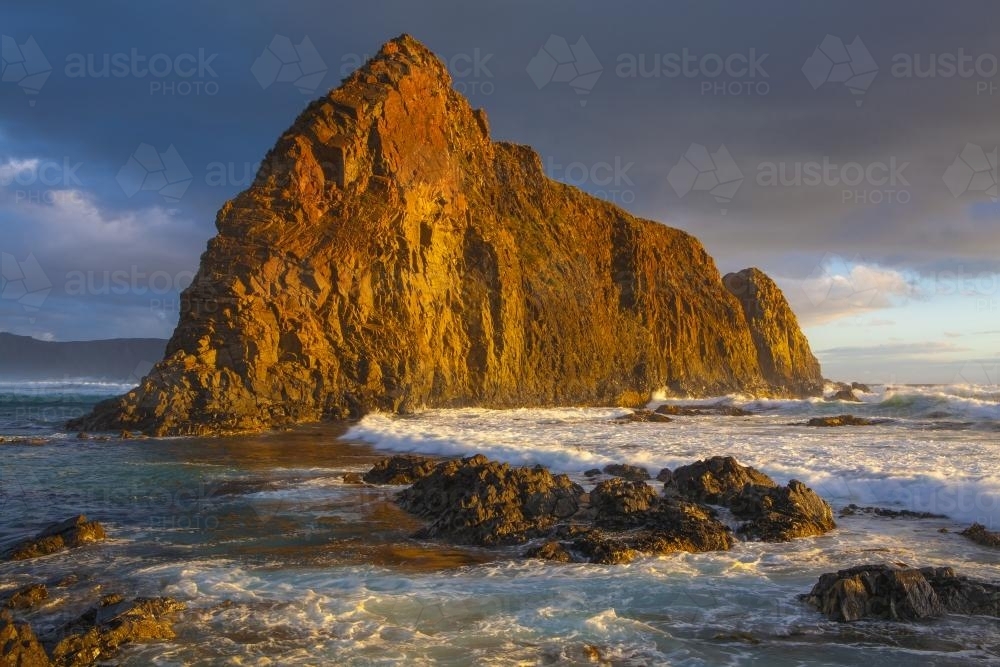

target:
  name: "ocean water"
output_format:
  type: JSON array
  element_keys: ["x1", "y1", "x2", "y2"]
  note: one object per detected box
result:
[{"x1": 1, "y1": 382, "x2": 998, "y2": 665}]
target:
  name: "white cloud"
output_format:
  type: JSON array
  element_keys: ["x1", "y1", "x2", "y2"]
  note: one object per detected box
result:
[
  {"x1": 0, "y1": 158, "x2": 42, "y2": 186},
  {"x1": 780, "y1": 258, "x2": 920, "y2": 326}
]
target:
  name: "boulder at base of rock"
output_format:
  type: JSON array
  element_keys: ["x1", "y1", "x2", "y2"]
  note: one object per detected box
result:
[
  {"x1": 731, "y1": 480, "x2": 836, "y2": 541},
  {"x1": 804, "y1": 564, "x2": 1000, "y2": 621},
  {"x1": 395, "y1": 454, "x2": 583, "y2": 546},
  {"x1": 0, "y1": 609, "x2": 50, "y2": 666},
  {"x1": 612, "y1": 410, "x2": 673, "y2": 424},
  {"x1": 4, "y1": 583, "x2": 48, "y2": 610},
  {"x1": 363, "y1": 455, "x2": 438, "y2": 485},
  {"x1": 601, "y1": 464, "x2": 651, "y2": 482},
  {"x1": 666, "y1": 456, "x2": 776, "y2": 504},
  {"x1": 5, "y1": 516, "x2": 106, "y2": 561},
  {"x1": 806, "y1": 415, "x2": 874, "y2": 427},
  {"x1": 50, "y1": 597, "x2": 185, "y2": 666},
  {"x1": 961, "y1": 523, "x2": 1000, "y2": 547},
  {"x1": 828, "y1": 388, "x2": 861, "y2": 402}
]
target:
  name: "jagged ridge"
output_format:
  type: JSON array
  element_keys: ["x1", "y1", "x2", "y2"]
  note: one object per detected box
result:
[{"x1": 70, "y1": 35, "x2": 822, "y2": 436}]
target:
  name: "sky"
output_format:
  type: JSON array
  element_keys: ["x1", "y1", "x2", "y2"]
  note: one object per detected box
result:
[{"x1": 0, "y1": 0, "x2": 997, "y2": 384}]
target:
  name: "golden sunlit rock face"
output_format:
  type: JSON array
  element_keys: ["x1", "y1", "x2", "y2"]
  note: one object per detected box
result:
[{"x1": 71, "y1": 35, "x2": 822, "y2": 436}]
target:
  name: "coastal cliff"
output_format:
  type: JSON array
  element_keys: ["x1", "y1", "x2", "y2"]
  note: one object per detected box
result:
[{"x1": 70, "y1": 35, "x2": 822, "y2": 436}]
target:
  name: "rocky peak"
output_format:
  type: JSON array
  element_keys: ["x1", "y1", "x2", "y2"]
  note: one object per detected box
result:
[{"x1": 70, "y1": 36, "x2": 822, "y2": 436}]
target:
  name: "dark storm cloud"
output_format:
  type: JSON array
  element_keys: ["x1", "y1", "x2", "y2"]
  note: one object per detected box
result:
[{"x1": 0, "y1": 0, "x2": 998, "y2": 339}]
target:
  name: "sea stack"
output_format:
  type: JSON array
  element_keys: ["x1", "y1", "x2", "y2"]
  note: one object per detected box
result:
[{"x1": 70, "y1": 35, "x2": 822, "y2": 436}]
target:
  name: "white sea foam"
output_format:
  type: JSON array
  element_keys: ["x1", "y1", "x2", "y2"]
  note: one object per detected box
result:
[{"x1": 346, "y1": 403, "x2": 999, "y2": 525}]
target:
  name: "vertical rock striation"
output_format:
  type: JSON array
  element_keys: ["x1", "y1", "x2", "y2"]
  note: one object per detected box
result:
[{"x1": 70, "y1": 35, "x2": 822, "y2": 436}]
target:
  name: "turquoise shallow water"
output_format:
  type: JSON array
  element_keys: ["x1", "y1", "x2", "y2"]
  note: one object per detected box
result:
[{"x1": 1, "y1": 383, "x2": 998, "y2": 665}]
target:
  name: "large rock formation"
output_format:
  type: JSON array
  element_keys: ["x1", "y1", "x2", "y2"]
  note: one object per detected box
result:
[{"x1": 70, "y1": 35, "x2": 822, "y2": 436}]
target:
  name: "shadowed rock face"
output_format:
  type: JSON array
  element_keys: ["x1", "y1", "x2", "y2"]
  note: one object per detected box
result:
[
  {"x1": 70, "y1": 35, "x2": 822, "y2": 437},
  {"x1": 723, "y1": 268, "x2": 822, "y2": 397},
  {"x1": 805, "y1": 565, "x2": 1000, "y2": 622}
]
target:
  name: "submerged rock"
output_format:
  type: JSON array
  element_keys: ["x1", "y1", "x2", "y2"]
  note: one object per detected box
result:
[
  {"x1": 0, "y1": 610, "x2": 50, "y2": 666},
  {"x1": 961, "y1": 523, "x2": 1000, "y2": 547},
  {"x1": 363, "y1": 455, "x2": 438, "y2": 485},
  {"x1": 68, "y1": 35, "x2": 823, "y2": 437},
  {"x1": 838, "y1": 504, "x2": 946, "y2": 519},
  {"x1": 5, "y1": 516, "x2": 106, "y2": 561},
  {"x1": 666, "y1": 456, "x2": 776, "y2": 505},
  {"x1": 611, "y1": 410, "x2": 673, "y2": 424},
  {"x1": 806, "y1": 415, "x2": 876, "y2": 427},
  {"x1": 396, "y1": 454, "x2": 583, "y2": 546},
  {"x1": 4, "y1": 584, "x2": 48, "y2": 610},
  {"x1": 828, "y1": 388, "x2": 861, "y2": 402},
  {"x1": 49, "y1": 597, "x2": 185, "y2": 666},
  {"x1": 804, "y1": 564, "x2": 1000, "y2": 621},
  {"x1": 601, "y1": 464, "x2": 650, "y2": 482}
]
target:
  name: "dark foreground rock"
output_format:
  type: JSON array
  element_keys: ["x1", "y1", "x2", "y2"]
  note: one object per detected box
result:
[
  {"x1": 49, "y1": 596, "x2": 185, "y2": 666},
  {"x1": 731, "y1": 480, "x2": 836, "y2": 540},
  {"x1": 396, "y1": 454, "x2": 583, "y2": 546},
  {"x1": 804, "y1": 564, "x2": 1000, "y2": 621},
  {"x1": 806, "y1": 415, "x2": 876, "y2": 427},
  {"x1": 393, "y1": 454, "x2": 834, "y2": 562},
  {"x1": 961, "y1": 523, "x2": 1000, "y2": 547},
  {"x1": 5, "y1": 516, "x2": 106, "y2": 561},
  {"x1": 666, "y1": 456, "x2": 776, "y2": 505},
  {"x1": 666, "y1": 456, "x2": 835, "y2": 541},
  {"x1": 0, "y1": 609, "x2": 50, "y2": 666},
  {"x1": 5, "y1": 584, "x2": 48, "y2": 610},
  {"x1": 363, "y1": 455, "x2": 438, "y2": 485}
]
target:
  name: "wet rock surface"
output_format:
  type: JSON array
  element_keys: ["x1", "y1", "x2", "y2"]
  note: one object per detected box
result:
[
  {"x1": 384, "y1": 453, "x2": 835, "y2": 562},
  {"x1": 806, "y1": 415, "x2": 878, "y2": 427},
  {"x1": 4, "y1": 516, "x2": 106, "y2": 561},
  {"x1": 611, "y1": 410, "x2": 673, "y2": 424},
  {"x1": 731, "y1": 480, "x2": 836, "y2": 541},
  {"x1": 48, "y1": 596, "x2": 185, "y2": 667},
  {"x1": 838, "y1": 504, "x2": 947, "y2": 519},
  {"x1": 804, "y1": 564, "x2": 1000, "y2": 621},
  {"x1": 0, "y1": 609, "x2": 50, "y2": 666},
  {"x1": 363, "y1": 455, "x2": 439, "y2": 485},
  {"x1": 961, "y1": 523, "x2": 1000, "y2": 547},
  {"x1": 395, "y1": 454, "x2": 583, "y2": 546},
  {"x1": 601, "y1": 464, "x2": 650, "y2": 481},
  {"x1": 4, "y1": 584, "x2": 48, "y2": 610},
  {"x1": 666, "y1": 456, "x2": 776, "y2": 505}
]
